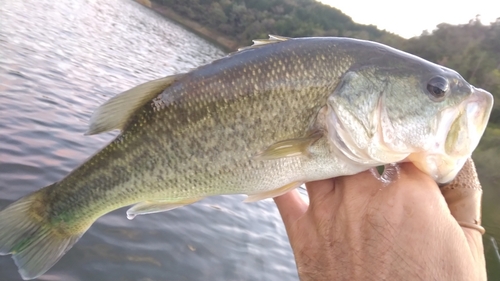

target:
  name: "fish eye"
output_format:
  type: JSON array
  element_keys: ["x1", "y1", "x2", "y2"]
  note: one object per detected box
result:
[{"x1": 426, "y1": 76, "x2": 449, "y2": 101}]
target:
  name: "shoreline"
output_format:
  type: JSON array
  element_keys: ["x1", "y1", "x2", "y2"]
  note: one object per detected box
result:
[{"x1": 135, "y1": 0, "x2": 239, "y2": 52}]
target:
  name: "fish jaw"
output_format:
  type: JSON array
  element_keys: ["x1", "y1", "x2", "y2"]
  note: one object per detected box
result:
[{"x1": 408, "y1": 87, "x2": 493, "y2": 184}]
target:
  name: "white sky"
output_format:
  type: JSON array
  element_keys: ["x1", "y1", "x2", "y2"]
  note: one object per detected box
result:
[{"x1": 318, "y1": 0, "x2": 500, "y2": 38}]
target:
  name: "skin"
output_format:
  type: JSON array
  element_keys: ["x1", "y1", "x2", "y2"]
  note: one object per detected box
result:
[{"x1": 274, "y1": 162, "x2": 486, "y2": 281}]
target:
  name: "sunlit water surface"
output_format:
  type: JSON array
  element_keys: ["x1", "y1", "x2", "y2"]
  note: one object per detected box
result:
[
  {"x1": 0, "y1": 0, "x2": 298, "y2": 280},
  {"x1": 1, "y1": 0, "x2": 499, "y2": 280}
]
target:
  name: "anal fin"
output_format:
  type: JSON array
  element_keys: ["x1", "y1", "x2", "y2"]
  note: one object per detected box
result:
[
  {"x1": 244, "y1": 181, "x2": 302, "y2": 202},
  {"x1": 126, "y1": 197, "x2": 202, "y2": 220}
]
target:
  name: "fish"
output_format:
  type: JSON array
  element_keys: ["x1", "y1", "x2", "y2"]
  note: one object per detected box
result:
[{"x1": 0, "y1": 35, "x2": 494, "y2": 280}]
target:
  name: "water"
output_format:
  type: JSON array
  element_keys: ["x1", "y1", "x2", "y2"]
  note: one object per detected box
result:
[
  {"x1": 1, "y1": 0, "x2": 499, "y2": 280},
  {"x1": 0, "y1": 0, "x2": 298, "y2": 280}
]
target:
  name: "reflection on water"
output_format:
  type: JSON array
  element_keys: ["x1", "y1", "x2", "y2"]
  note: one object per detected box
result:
[
  {"x1": 1, "y1": 0, "x2": 499, "y2": 280},
  {"x1": 0, "y1": 0, "x2": 297, "y2": 280}
]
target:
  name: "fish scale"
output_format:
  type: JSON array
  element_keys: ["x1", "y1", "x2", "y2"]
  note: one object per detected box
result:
[{"x1": 0, "y1": 36, "x2": 493, "y2": 280}]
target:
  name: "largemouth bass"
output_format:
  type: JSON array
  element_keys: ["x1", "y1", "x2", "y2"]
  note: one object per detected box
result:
[{"x1": 0, "y1": 36, "x2": 494, "y2": 280}]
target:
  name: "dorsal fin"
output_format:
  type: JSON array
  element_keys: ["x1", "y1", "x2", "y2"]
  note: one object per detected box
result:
[
  {"x1": 85, "y1": 74, "x2": 184, "y2": 135},
  {"x1": 237, "y1": 34, "x2": 290, "y2": 52}
]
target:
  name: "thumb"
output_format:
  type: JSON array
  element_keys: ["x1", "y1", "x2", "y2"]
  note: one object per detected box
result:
[
  {"x1": 440, "y1": 158, "x2": 484, "y2": 234},
  {"x1": 440, "y1": 158, "x2": 486, "y2": 279}
]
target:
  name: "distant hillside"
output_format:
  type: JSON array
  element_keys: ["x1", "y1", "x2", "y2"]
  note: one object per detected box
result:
[
  {"x1": 150, "y1": 0, "x2": 405, "y2": 49},
  {"x1": 147, "y1": 0, "x2": 499, "y2": 126}
]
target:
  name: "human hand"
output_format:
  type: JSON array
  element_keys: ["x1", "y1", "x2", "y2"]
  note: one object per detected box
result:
[{"x1": 274, "y1": 160, "x2": 486, "y2": 281}]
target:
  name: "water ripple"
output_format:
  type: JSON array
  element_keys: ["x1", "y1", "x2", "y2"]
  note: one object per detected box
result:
[{"x1": 0, "y1": 0, "x2": 298, "y2": 280}]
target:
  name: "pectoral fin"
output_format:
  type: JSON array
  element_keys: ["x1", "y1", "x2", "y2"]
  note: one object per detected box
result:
[
  {"x1": 126, "y1": 197, "x2": 201, "y2": 220},
  {"x1": 244, "y1": 181, "x2": 303, "y2": 202},
  {"x1": 86, "y1": 74, "x2": 184, "y2": 135},
  {"x1": 255, "y1": 132, "x2": 322, "y2": 160}
]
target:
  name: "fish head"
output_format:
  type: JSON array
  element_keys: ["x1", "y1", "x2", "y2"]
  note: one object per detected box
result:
[
  {"x1": 405, "y1": 84, "x2": 493, "y2": 184},
  {"x1": 327, "y1": 52, "x2": 493, "y2": 184}
]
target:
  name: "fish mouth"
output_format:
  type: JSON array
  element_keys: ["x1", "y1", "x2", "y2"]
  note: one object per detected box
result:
[
  {"x1": 445, "y1": 87, "x2": 493, "y2": 157},
  {"x1": 409, "y1": 87, "x2": 493, "y2": 184}
]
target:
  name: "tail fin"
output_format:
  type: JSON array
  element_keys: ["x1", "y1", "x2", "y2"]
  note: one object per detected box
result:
[{"x1": 0, "y1": 193, "x2": 87, "y2": 280}]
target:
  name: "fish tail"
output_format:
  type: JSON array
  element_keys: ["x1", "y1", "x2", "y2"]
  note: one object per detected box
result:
[{"x1": 0, "y1": 190, "x2": 87, "y2": 280}]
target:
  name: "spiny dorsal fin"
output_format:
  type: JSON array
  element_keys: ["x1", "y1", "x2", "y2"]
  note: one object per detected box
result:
[
  {"x1": 237, "y1": 34, "x2": 290, "y2": 51},
  {"x1": 85, "y1": 74, "x2": 184, "y2": 135}
]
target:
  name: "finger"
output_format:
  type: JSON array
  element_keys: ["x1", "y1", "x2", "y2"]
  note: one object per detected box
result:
[
  {"x1": 333, "y1": 163, "x2": 438, "y2": 211},
  {"x1": 304, "y1": 178, "x2": 335, "y2": 205},
  {"x1": 440, "y1": 158, "x2": 485, "y2": 234},
  {"x1": 462, "y1": 227, "x2": 487, "y2": 279},
  {"x1": 333, "y1": 169, "x2": 382, "y2": 198},
  {"x1": 273, "y1": 188, "x2": 308, "y2": 228},
  {"x1": 397, "y1": 162, "x2": 438, "y2": 190}
]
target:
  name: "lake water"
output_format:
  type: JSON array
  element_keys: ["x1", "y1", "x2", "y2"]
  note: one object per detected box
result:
[
  {"x1": 0, "y1": 0, "x2": 499, "y2": 280},
  {"x1": 0, "y1": 0, "x2": 298, "y2": 280}
]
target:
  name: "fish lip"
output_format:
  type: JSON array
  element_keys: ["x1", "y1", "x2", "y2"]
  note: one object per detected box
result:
[
  {"x1": 406, "y1": 87, "x2": 494, "y2": 184},
  {"x1": 437, "y1": 87, "x2": 493, "y2": 154},
  {"x1": 423, "y1": 87, "x2": 493, "y2": 183},
  {"x1": 453, "y1": 87, "x2": 493, "y2": 152},
  {"x1": 467, "y1": 87, "x2": 494, "y2": 134}
]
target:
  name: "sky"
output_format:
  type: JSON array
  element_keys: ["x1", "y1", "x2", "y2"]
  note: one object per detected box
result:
[{"x1": 318, "y1": 0, "x2": 500, "y2": 38}]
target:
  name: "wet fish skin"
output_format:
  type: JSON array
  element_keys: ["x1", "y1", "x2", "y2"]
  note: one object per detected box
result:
[{"x1": 0, "y1": 36, "x2": 494, "y2": 280}]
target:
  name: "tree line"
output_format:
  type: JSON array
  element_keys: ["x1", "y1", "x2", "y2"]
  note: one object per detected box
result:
[
  {"x1": 151, "y1": 0, "x2": 499, "y2": 126},
  {"x1": 405, "y1": 19, "x2": 500, "y2": 126},
  {"x1": 152, "y1": 0, "x2": 405, "y2": 45}
]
